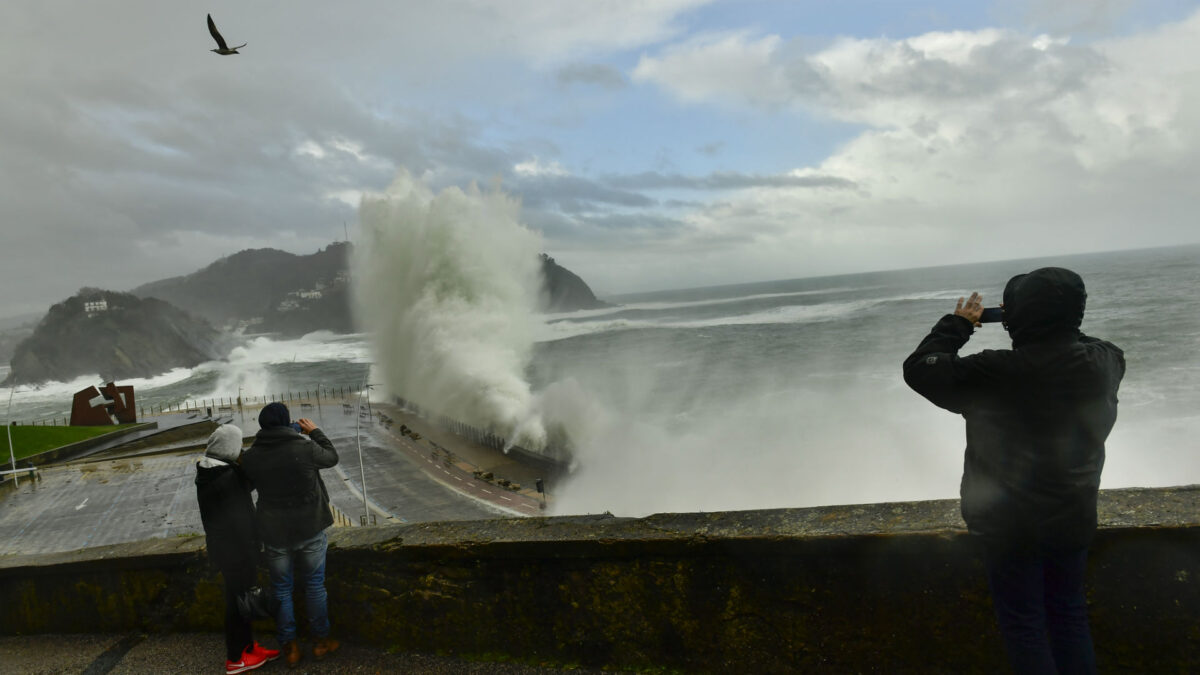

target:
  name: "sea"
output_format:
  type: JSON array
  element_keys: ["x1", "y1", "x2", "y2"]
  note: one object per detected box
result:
[{"x1": 3, "y1": 243, "x2": 1198, "y2": 517}]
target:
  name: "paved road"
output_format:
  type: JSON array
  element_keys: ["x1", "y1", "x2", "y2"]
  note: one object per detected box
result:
[
  {"x1": 0, "y1": 397, "x2": 559, "y2": 556},
  {"x1": 0, "y1": 453, "x2": 203, "y2": 556},
  {"x1": 0, "y1": 633, "x2": 634, "y2": 675},
  {"x1": 332, "y1": 404, "x2": 549, "y2": 521},
  {"x1": 321, "y1": 410, "x2": 505, "y2": 525}
]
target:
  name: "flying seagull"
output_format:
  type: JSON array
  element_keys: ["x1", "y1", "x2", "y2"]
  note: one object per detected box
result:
[{"x1": 207, "y1": 14, "x2": 246, "y2": 55}]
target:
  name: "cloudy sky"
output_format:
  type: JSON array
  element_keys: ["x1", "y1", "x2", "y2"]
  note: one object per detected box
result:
[{"x1": 2, "y1": 0, "x2": 1198, "y2": 318}]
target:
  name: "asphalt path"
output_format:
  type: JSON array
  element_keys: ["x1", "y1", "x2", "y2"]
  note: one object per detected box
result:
[
  {"x1": 0, "y1": 452, "x2": 203, "y2": 555},
  {"x1": 0, "y1": 397, "x2": 557, "y2": 556},
  {"x1": 320, "y1": 409, "x2": 504, "y2": 525}
]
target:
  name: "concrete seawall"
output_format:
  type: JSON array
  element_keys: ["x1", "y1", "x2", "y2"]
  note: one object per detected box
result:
[
  {"x1": 2, "y1": 486, "x2": 1197, "y2": 672},
  {"x1": 14, "y1": 423, "x2": 156, "y2": 468}
]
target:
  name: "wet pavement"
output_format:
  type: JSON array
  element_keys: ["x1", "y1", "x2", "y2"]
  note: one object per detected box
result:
[
  {"x1": 0, "y1": 453, "x2": 203, "y2": 555},
  {"x1": 0, "y1": 396, "x2": 559, "y2": 556}
]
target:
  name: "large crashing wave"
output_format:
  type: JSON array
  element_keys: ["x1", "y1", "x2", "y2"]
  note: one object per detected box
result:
[{"x1": 353, "y1": 171, "x2": 554, "y2": 451}]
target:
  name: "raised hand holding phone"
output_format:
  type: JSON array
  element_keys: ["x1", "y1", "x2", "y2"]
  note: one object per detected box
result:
[{"x1": 955, "y1": 292, "x2": 985, "y2": 326}]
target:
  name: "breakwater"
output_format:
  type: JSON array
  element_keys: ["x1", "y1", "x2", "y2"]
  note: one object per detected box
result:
[
  {"x1": 1, "y1": 486, "x2": 1196, "y2": 672},
  {"x1": 394, "y1": 395, "x2": 569, "y2": 477}
]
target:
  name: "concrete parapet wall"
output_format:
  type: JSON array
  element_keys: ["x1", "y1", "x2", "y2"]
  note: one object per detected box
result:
[
  {"x1": 1, "y1": 486, "x2": 1197, "y2": 672},
  {"x1": 85, "y1": 419, "x2": 219, "y2": 457}
]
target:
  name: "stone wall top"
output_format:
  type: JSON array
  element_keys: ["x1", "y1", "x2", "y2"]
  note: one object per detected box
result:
[{"x1": 2, "y1": 485, "x2": 1195, "y2": 573}]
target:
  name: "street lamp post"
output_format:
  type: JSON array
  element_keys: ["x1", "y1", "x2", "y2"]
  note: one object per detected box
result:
[
  {"x1": 6, "y1": 388, "x2": 19, "y2": 488},
  {"x1": 355, "y1": 382, "x2": 376, "y2": 525}
]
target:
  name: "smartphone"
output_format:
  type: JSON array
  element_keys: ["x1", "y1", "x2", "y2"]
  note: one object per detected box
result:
[
  {"x1": 979, "y1": 307, "x2": 1004, "y2": 323},
  {"x1": 290, "y1": 422, "x2": 303, "y2": 433}
]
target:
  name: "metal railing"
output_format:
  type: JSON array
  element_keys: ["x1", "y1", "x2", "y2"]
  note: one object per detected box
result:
[{"x1": 4, "y1": 383, "x2": 373, "y2": 426}]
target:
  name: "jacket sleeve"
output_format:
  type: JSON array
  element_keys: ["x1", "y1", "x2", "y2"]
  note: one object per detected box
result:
[
  {"x1": 1080, "y1": 333, "x2": 1127, "y2": 383},
  {"x1": 307, "y1": 428, "x2": 339, "y2": 468},
  {"x1": 235, "y1": 467, "x2": 262, "y2": 552},
  {"x1": 902, "y1": 314, "x2": 990, "y2": 414}
]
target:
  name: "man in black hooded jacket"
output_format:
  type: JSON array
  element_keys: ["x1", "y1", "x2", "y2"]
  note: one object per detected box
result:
[
  {"x1": 240, "y1": 402, "x2": 340, "y2": 668},
  {"x1": 903, "y1": 267, "x2": 1124, "y2": 674}
]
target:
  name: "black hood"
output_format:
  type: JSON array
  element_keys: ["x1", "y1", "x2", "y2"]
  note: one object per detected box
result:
[
  {"x1": 1002, "y1": 267, "x2": 1087, "y2": 347},
  {"x1": 259, "y1": 401, "x2": 291, "y2": 429}
]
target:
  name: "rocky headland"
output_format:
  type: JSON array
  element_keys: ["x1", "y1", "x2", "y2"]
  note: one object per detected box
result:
[
  {"x1": 539, "y1": 254, "x2": 610, "y2": 312},
  {"x1": 132, "y1": 242, "x2": 354, "y2": 335},
  {"x1": 2, "y1": 290, "x2": 228, "y2": 386}
]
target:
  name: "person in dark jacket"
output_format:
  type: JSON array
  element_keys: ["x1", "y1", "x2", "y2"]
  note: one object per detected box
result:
[
  {"x1": 239, "y1": 402, "x2": 340, "y2": 668},
  {"x1": 195, "y1": 424, "x2": 280, "y2": 674},
  {"x1": 903, "y1": 267, "x2": 1124, "y2": 674}
]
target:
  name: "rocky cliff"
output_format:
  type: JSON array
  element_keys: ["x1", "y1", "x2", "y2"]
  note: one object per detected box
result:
[
  {"x1": 133, "y1": 243, "x2": 606, "y2": 337},
  {"x1": 3, "y1": 290, "x2": 228, "y2": 386},
  {"x1": 539, "y1": 254, "x2": 609, "y2": 312},
  {"x1": 132, "y1": 243, "x2": 351, "y2": 328}
]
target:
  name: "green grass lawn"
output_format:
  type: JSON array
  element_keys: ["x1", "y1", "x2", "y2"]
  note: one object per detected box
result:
[{"x1": 0, "y1": 424, "x2": 139, "y2": 462}]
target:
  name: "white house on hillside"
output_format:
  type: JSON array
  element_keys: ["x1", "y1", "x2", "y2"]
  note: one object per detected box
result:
[{"x1": 84, "y1": 299, "x2": 108, "y2": 316}]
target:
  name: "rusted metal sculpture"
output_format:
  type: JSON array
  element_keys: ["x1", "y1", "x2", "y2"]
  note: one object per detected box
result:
[{"x1": 70, "y1": 381, "x2": 137, "y2": 426}]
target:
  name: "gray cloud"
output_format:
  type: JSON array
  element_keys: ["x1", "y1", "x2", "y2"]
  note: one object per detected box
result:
[
  {"x1": 504, "y1": 167, "x2": 853, "y2": 229},
  {"x1": 515, "y1": 209, "x2": 700, "y2": 269},
  {"x1": 998, "y1": 0, "x2": 1138, "y2": 35},
  {"x1": 635, "y1": 28, "x2": 1111, "y2": 131},
  {"x1": 555, "y1": 63, "x2": 628, "y2": 89},
  {"x1": 663, "y1": 198, "x2": 706, "y2": 209},
  {"x1": 838, "y1": 37, "x2": 1106, "y2": 105},
  {"x1": 605, "y1": 171, "x2": 856, "y2": 191},
  {"x1": 512, "y1": 176, "x2": 656, "y2": 211}
]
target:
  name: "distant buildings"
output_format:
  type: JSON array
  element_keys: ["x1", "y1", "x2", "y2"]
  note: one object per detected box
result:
[
  {"x1": 84, "y1": 300, "x2": 108, "y2": 317},
  {"x1": 278, "y1": 275, "x2": 343, "y2": 311}
]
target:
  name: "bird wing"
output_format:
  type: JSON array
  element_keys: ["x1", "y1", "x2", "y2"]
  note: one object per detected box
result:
[{"x1": 207, "y1": 14, "x2": 229, "y2": 51}]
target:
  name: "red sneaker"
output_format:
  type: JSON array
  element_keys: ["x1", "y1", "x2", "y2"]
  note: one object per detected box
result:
[
  {"x1": 226, "y1": 646, "x2": 267, "y2": 674},
  {"x1": 248, "y1": 642, "x2": 280, "y2": 662}
]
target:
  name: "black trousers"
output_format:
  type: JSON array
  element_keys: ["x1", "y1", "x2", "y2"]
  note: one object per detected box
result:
[
  {"x1": 982, "y1": 543, "x2": 1095, "y2": 675},
  {"x1": 220, "y1": 559, "x2": 257, "y2": 662}
]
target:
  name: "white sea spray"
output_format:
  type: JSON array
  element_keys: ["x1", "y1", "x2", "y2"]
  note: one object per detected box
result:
[{"x1": 352, "y1": 170, "x2": 552, "y2": 450}]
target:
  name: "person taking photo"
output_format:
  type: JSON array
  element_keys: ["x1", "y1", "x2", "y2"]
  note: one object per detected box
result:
[{"x1": 903, "y1": 267, "x2": 1124, "y2": 674}]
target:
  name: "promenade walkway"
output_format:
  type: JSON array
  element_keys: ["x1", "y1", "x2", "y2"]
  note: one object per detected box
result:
[{"x1": 0, "y1": 397, "x2": 560, "y2": 556}]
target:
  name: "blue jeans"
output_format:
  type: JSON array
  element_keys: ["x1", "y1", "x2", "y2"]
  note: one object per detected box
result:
[
  {"x1": 264, "y1": 531, "x2": 330, "y2": 644},
  {"x1": 983, "y1": 544, "x2": 1096, "y2": 675}
]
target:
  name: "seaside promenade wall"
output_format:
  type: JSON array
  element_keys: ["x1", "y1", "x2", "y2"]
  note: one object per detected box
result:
[{"x1": 1, "y1": 486, "x2": 1197, "y2": 672}]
